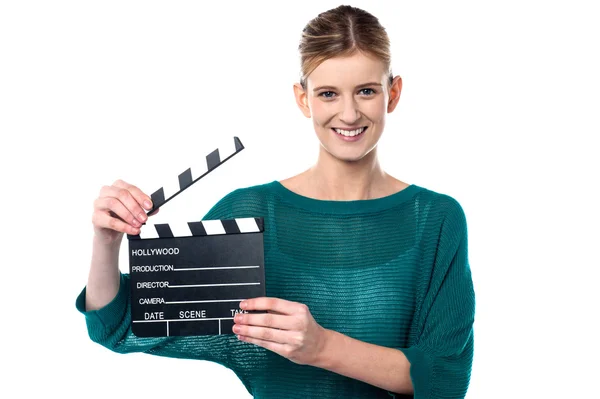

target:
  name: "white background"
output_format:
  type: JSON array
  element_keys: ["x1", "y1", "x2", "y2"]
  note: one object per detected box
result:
[{"x1": 1, "y1": 1, "x2": 598, "y2": 398}]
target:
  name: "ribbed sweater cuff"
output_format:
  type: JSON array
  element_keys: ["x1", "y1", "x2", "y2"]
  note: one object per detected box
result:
[
  {"x1": 75, "y1": 273, "x2": 129, "y2": 332},
  {"x1": 396, "y1": 345, "x2": 433, "y2": 398}
]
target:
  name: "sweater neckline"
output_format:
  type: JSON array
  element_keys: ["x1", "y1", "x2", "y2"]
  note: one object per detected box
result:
[{"x1": 269, "y1": 180, "x2": 422, "y2": 214}]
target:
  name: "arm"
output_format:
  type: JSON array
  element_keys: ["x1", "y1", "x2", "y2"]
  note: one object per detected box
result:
[
  {"x1": 84, "y1": 234, "x2": 122, "y2": 311},
  {"x1": 76, "y1": 183, "x2": 243, "y2": 364},
  {"x1": 314, "y1": 329, "x2": 414, "y2": 395}
]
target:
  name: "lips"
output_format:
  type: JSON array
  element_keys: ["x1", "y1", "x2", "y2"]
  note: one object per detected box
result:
[{"x1": 332, "y1": 126, "x2": 367, "y2": 137}]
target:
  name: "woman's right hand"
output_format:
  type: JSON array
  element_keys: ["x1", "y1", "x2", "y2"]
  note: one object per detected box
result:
[{"x1": 92, "y1": 179, "x2": 159, "y2": 244}]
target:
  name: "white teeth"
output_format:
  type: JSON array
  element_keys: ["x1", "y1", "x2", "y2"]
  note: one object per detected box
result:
[{"x1": 334, "y1": 127, "x2": 365, "y2": 137}]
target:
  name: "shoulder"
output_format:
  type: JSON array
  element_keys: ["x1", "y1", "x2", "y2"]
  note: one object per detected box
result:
[
  {"x1": 413, "y1": 185, "x2": 468, "y2": 233},
  {"x1": 412, "y1": 186, "x2": 470, "y2": 271}
]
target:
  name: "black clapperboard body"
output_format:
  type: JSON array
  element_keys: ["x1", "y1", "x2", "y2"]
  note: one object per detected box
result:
[{"x1": 127, "y1": 137, "x2": 266, "y2": 337}]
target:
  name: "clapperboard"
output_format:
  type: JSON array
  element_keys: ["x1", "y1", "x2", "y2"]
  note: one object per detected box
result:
[{"x1": 127, "y1": 136, "x2": 266, "y2": 337}]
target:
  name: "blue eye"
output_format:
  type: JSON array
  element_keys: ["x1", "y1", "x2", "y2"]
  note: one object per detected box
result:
[
  {"x1": 359, "y1": 88, "x2": 376, "y2": 95},
  {"x1": 319, "y1": 91, "x2": 336, "y2": 98}
]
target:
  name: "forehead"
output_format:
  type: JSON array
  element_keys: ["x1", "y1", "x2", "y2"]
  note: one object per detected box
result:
[{"x1": 306, "y1": 51, "x2": 387, "y2": 89}]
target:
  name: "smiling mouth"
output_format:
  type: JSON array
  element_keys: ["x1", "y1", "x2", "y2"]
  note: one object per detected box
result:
[{"x1": 332, "y1": 127, "x2": 367, "y2": 137}]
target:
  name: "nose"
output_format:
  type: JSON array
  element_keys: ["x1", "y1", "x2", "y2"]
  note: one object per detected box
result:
[{"x1": 339, "y1": 96, "x2": 360, "y2": 125}]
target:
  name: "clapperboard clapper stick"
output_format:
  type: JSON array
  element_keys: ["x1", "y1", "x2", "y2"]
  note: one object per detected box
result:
[
  {"x1": 145, "y1": 136, "x2": 245, "y2": 215},
  {"x1": 127, "y1": 136, "x2": 266, "y2": 337}
]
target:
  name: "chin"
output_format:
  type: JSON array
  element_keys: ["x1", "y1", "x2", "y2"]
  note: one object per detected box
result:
[{"x1": 326, "y1": 147, "x2": 374, "y2": 163}]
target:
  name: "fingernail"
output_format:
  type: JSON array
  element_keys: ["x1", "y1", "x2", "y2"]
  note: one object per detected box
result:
[
  {"x1": 132, "y1": 219, "x2": 141, "y2": 227},
  {"x1": 239, "y1": 301, "x2": 247, "y2": 309},
  {"x1": 144, "y1": 200, "x2": 152, "y2": 209},
  {"x1": 138, "y1": 213, "x2": 147, "y2": 222}
]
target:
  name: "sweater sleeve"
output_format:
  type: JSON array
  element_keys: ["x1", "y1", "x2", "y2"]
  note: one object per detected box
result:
[
  {"x1": 74, "y1": 189, "x2": 242, "y2": 366},
  {"x1": 390, "y1": 197, "x2": 476, "y2": 399}
]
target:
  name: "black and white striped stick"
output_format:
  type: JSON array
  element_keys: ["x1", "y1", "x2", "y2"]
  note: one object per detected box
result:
[
  {"x1": 129, "y1": 217, "x2": 264, "y2": 240},
  {"x1": 147, "y1": 136, "x2": 244, "y2": 214}
]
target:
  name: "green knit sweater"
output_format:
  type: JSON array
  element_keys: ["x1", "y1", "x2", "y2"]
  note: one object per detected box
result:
[{"x1": 76, "y1": 180, "x2": 475, "y2": 398}]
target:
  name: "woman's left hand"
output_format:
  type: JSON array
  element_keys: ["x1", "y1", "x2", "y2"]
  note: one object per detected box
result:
[{"x1": 232, "y1": 297, "x2": 329, "y2": 366}]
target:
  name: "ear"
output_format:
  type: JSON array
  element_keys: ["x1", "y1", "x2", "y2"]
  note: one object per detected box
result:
[
  {"x1": 293, "y1": 82, "x2": 311, "y2": 118},
  {"x1": 387, "y1": 75, "x2": 403, "y2": 113}
]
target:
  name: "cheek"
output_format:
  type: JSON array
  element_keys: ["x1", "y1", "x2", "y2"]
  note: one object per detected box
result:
[
  {"x1": 309, "y1": 100, "x2": 330, "y2": 127},
  {"x1": 362, "y1": 99, "x2": 387, "y2": 122}
]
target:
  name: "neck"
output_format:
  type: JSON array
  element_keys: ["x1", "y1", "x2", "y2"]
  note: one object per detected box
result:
[{"x1": 304, "y1": 145, "x2": 389, "y2": 201}]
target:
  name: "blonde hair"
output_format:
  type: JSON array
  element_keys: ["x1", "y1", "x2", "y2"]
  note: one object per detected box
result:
[{"x1": 298, "y1": 5, "x2": 393, "y2": 89}]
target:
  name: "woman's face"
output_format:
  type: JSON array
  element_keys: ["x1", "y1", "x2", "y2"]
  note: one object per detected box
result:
[{"x1": 294, "y1": 51, "x2": 402, "y2": 162}]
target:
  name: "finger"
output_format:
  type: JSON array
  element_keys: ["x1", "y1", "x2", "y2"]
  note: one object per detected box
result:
[
  {"x1": 236, "y1": 334, "x2": 288, "y2": 358},
  {"x1": 93, "y1": 209, "x2": 140, "y2": 235},
  {"x1": 234, "y1": 324, "x2": 290, "y2": 344},
  {"x1": 236, "y1": 312, "x2": 295, "y2": 331},
  {"x1": 112, "y1": 179, "x2": 154, "y2": 211},
  {"x1": 94, "y1": 197, "x2": 143, "y2": 229},
  {"x1": 99, "y1": 185, "x2": 148, "y2": 224},
  {"x1": 241, "y1": 298, "x2": 305, "y2": 315}
]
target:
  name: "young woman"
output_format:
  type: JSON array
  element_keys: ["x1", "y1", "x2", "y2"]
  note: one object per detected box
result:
[{"x1": 78, "y1": 5, "x2": 475, "y2": 398}]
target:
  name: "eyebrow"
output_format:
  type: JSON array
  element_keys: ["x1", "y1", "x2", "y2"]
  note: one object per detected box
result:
[{"x1": 312, "y1": 82, "x2": 383, "y2": 92}]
